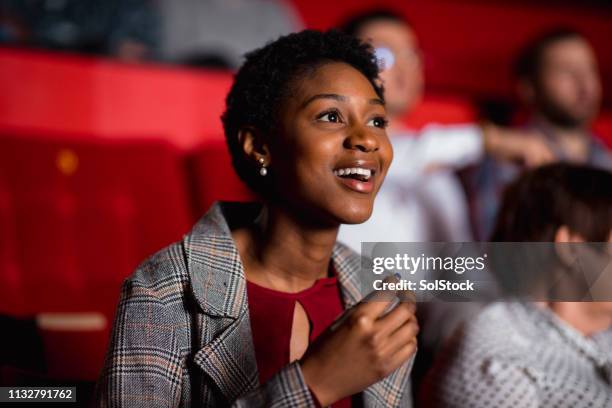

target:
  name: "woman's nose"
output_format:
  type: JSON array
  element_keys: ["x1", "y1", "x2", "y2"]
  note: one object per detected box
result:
[{"x1": 343, "y1": 126, "x2": 379, "y2": 152}]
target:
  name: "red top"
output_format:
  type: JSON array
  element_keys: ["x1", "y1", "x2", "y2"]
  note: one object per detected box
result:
[{"x1": 246, "y1": 276, "x2": 352, "y2": 407}]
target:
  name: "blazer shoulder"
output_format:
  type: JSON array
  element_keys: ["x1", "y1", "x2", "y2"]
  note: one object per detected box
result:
[{"x1": 125, "y1": 240, "x2": 189, "y2": 297}]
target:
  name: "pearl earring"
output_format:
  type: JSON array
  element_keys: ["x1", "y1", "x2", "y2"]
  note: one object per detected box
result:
[{"x1": 258, "y1": 157, "x2": 267, "y2": 176}]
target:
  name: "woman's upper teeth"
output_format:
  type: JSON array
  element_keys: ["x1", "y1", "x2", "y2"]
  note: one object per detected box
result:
[{"x1": 334, "y1": 167, "x2": 372, "y2": 178}]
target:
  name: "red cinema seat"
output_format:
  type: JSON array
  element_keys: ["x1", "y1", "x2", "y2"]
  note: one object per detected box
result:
[
  {"x1": 593, "y1": 112, "x2": 612, "y2": 149},
  {"x1": 0, "y1": 175, "x2": 23, "y2": 315},
  {"x1": 190, "y1": 141, "x2": 257, "y2": 216},
  {"x1": 0, "y1": 134, "x2": 192, "y2": 380},
  {"x1": 37, "y1": 312, "x2": 109, "y2": 380}
]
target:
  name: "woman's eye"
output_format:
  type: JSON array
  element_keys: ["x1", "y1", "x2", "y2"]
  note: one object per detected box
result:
[
  {"x1": 368, "y1": 117, "x2": 388, "y2": 128},
  {"x1": 318, "y1": 111, "x2": 341, "y2": 123}
]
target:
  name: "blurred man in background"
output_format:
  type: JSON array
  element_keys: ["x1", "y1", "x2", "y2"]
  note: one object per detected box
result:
[
  {"x1": 342, "y1": 10, "x2": 423, "y2": 120},
  {"x1": 466, "y1": 28, "x2": 612, "y2": 240},
  {"x1": 337, "y1": 10, "x2": 554, "y2": 248},
  {"x1": 335, "y1": 11, "x2": 561, "y2": 391}
]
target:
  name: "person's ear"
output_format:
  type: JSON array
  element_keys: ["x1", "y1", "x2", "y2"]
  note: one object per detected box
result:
[
  {"x1": 555, "y1": 225, "x2": 572, "y2": 244},
  {"x1": 554, "y1": 226, "x2": 585, "y2": 244},
  {"x1": 238, "y1": 126, "x2": 271, "y2": 167},
  {"x1": 516, "y1": 78, "x2": 536, "y2": 106},
  {"x1": 554, "y1": 225, "x2": 585, "y2": 268}
]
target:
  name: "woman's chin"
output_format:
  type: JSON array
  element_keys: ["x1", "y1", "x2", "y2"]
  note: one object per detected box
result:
[{"x1": 336, "y1": 206, "x2": 374, "y2": 225}]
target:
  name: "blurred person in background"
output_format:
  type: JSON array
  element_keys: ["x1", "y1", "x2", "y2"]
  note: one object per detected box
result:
[
  {"x1": 156, "y1": 0, "x2": 302, "y2": 68},
  {"x1": 335, "y1": 10, "x2": 561, "y2": 393},
  {"x1": 0, "y1": 1, "x2": 26, "y2": 43},
  {"x1": 337, "y1": 9, "x2": 555, "y2": 249},
  {"x1": 0, "y1": 0, "x2": 302, "y2": 67},
  {"x1": 421, "y1": 163, "x2": 612, "y2": 407},
  {"x1": 466, "y1": 28, "x2": 612, "y2": 240},
  {"x1": 0, "y1": 0, "x2": 159, "y2": 61}
]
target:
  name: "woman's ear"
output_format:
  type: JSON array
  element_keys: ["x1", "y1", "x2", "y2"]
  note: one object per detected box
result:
[{"x1": 238, "y1": 126, "x2": 271, "y2": 166}]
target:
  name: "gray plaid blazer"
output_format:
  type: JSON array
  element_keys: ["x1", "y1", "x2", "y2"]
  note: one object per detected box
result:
[{"x1": 95, "y1": 202, "x2": 413, "y2": 407}]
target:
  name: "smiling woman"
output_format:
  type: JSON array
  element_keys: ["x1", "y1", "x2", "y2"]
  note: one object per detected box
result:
[
  {"x1": 222, "y1": 30, "x2": 393, "y2": 226},
  {"x1": 95, "y1": 30, "x2": 418, "y2": 407}
]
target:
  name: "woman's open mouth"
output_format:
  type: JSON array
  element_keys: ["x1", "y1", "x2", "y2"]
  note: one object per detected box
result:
[{"x1": 333, "y1": 166, "x2": 375, "y2": 193}]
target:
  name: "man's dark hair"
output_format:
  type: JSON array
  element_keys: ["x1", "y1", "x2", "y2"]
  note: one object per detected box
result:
[
  {"x1": 513, "y1": 27, "x2": 584, "y2": 83},
  {"x1": 492, "y1": 163, "x2": 612, "y2": 242},
  {"x1": 221, "y1": 29, "x2": 383, "y2": 196},
  {"x1": 340, "y1": 9, "x2": 409, "y2": 38}
]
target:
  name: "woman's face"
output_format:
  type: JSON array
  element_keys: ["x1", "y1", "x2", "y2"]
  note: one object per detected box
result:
[{"x1": 268, "y1": 62, "x2": 393, "y2": 226}]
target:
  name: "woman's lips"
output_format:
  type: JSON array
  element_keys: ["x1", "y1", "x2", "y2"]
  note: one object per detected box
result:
[
  {"x1": 332, "y1": 161, "x2": 379, "y2": 194},
  {"x1": 334, "y1": 173, "x2": 375, "y2": 193}
]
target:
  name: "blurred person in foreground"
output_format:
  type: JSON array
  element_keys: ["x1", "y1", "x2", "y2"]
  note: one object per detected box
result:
[
  {"x1": 421, "y1": 163, "x2": 612, "y2": 407},
  {"x1": 337, "y1": 9, "x2": 555, "y2": 249},
  {"x1": 96, "y1": 30, "x2": 418, "y2": 407},
  {"x1": 467, "y1": 28, "x2": 612, "y2": 240}
]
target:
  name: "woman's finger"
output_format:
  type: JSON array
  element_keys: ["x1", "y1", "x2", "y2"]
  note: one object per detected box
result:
[
  {"x1": 373, "y1": 301, "x2": 415, "y2": 337},
  {"x1": 380, "y1": 319, "x2": 419, "y2": 357}
]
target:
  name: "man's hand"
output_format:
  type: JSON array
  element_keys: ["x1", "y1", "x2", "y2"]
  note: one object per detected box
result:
[{"x1": 482, "y1": 122, "x2": 556, "y2": 167}]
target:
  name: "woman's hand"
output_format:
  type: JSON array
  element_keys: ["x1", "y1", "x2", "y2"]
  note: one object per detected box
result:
[{"x1": 300, "y1": 290, "x2": 418, "y2": 406}]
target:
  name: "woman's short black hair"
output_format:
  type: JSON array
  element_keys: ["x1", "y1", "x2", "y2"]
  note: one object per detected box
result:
[
  {"x1": 492, "y1": 163, "x2": 612, "y2": 242},
  {"x1": 221, "y1": 29, "x2": 384, "y2": 196}
]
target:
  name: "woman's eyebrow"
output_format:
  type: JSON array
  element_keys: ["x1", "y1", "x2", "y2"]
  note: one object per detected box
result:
[
  {"x1": 301, "y1": 94, "x2": 385, "y2": 108},
  {"x1": 301, "y1": 93, "x2": 346, "y2": 108}
]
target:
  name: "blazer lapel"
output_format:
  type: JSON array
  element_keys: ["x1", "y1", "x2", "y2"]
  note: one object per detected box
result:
[
  {"x1": 331, "y1": 243, "x2": 363, "y2": 308},
  {"x1": 193, "y1": 312, "x2": 259, "y2": 403},
  {"x1": 332, "y1": 242, "x2": 412, "y2": 407},
  {"x1": 185, "y1": 203, "x2": 260, "y2": 403},
  {"x1": 362, "y1": 361, "x2": 412, "y2": 407}
]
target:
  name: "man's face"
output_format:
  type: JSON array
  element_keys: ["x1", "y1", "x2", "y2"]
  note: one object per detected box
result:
[
  {"x1": 534, "y1": 37, "x2": 602, "y2": 128},
  {"x1": 358, "y1": 20, "x2": 424, "y2": 118}
]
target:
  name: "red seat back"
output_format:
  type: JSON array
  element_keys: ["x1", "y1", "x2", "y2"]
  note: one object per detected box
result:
[
  {"x1": 0, "y1": 134, "x2": 194, "y2": 381},
  {"x1": 0, "y1": 134, "x2": 192, "y2": 317},
  {"x1": 189, "y1": 141, "x2": 256, "y2": 216},
  {"x1": 593, "y1": 112, "x2": 612, "y2": 149},
  {"x1": 400, "y1": 94, "x2": 477, "y2": 130}
]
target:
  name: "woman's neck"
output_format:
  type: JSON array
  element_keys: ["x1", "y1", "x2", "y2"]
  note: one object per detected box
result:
[{"x1": 233, "y1": 203, "x2": 340, "y2": 293}]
